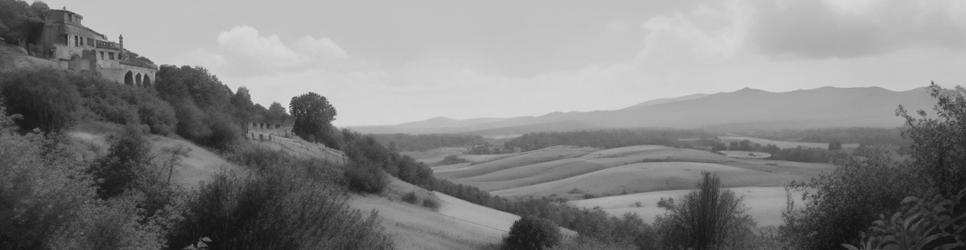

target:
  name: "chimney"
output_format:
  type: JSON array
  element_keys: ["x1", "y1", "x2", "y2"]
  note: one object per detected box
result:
[{"x1": 118, "y1": 34, "x2": 124, "y2": 59}]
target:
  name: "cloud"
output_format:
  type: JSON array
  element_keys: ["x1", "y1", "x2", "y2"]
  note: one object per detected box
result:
[
  {"x1": 180, "y1": 26, "x2": 350, "y2": 76},
  {"x1": 637, "y1": 0, "x2": 966, "y2": 61},
  {"x1": 172, "y1": 6, "x2": 966, "y2": 126}
]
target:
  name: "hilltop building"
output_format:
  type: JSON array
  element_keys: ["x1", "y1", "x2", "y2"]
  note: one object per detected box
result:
[{"x1": 26, "y1": 7, "x2": 157, "y2": 86}]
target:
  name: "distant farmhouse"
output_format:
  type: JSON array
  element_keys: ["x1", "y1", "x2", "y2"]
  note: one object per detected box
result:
[{"x1": 22, "y1": 7, "x2": 157, "y2": 86}]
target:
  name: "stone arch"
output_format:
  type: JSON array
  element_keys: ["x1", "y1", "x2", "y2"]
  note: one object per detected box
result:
[
  {"x1": 124, "y1": 71, "x2": 133, "y2": 85},
  {"x1": 135, "y1": 73, "x2": 142, "y2": 86},
  {"x1": 142, "y1": 75, "x2": 151, "y2": 86}
]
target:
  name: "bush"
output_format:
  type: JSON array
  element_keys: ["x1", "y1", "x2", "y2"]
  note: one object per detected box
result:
[
  {"x1": 781, "y1": 147, "x2": 916, "y2": 249},
  {"x1": 167, "y1": 171, "x2": 392, "y2": 250},
  {"x1": 69, "y1": 71, "x2": 176, "y2": 135},
  {"x1": 655, "y1": 172, "x2": 756, "y2": 250},
  {"x1": 422, "y1": 198, "x2": 440, "y2": 210},
  {"x1": 402, "y1": 191, "x2": 418, "y2": 204},
  {"x1": 344, "y1": 162, "x2": 387, "y2": 194},
  {"x1": 899, "y1": 84, "x2": 966, "y2": 195},
  {"x1": 503, "y1": 216, "x2": 562, "y2": 250},
  {"x1": 0, "y1": 104, "x2": 164, "y2": 249},
  {"x1": 205, "y1": 116, "x2": 243, "y2": 152},
  {"x1": 844, "y1": 188, "x2": 966, "y2": 250},
  {"x1": 0, "y1": 68, "x2": 81, "y2": 133},
  {"x1": 436, "y1": 154, "x2": 468, "y2": 166},
  {"x1": 90, "y1": 126, "x2": 153, "y2": 198}
]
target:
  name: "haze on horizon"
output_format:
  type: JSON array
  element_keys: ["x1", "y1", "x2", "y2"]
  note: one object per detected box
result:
[{"x1": 40, "y1": 0, "x2": 966, "y2": 126}]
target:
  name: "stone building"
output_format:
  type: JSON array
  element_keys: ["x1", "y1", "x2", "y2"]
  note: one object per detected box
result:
[
  {"x1": 248, "y1": 122, "x2": 294, "y2": 141},
  {"x1": 31, "y1": 8, "x2": 157, "y2": 86}
]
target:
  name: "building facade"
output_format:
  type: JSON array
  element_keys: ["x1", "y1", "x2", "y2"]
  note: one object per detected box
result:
[{"x1": 34, "y1": 8, "x2": 157, "y2": 86}]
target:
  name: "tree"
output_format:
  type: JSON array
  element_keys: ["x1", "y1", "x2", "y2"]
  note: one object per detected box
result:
[
  {"x1": 0, "y1": 0, "x2": 46, "y2": 44},
  {"x1": 90, "y1": 126, "x2": 152, "y2": 198},
  {"x1": 898, "y1": 83, "x2": 966, "y2": 196},
  {"x1": 655, "y1": 172, "x2": 755, "y2": 250},
  {"x1": 266, "y1": 101, "x2": 289, "y2": 124},
  {"x1": 230, "y1": 87, "x2": 255, "y2": 124},
  {"x1": 503, "y1": 216, "x2": 562, "y2": 250},
  {"x1": 828, "y1": 140, "x2": 843, "y2": 151},
  {"x1": 289, "y1": 92, "x2": 336, "y2": 144},
  {"x1": 781, "y1": 147, "x2": 915, "y2": 250}
]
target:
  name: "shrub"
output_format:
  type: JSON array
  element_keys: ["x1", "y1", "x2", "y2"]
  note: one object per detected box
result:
[
  {"x1": 69, "y1": 72, "x2": 176, "y2": 135},
  {"x1": 167, "y1": 172, "x2": 392, "y2": 250},
  {"x1": 205, "y1": 116, "x2": 243, "y2": 152},
  {"x1": 898, "y1": 84, "x2": 966, "y2": 195},
  {"x1": 655, "y1": 172, "x2": 756, "y2": 250},
  {"x1": 503, "y1": 216, "x2": 562, "y2": 250},
  {"x1": 0, "y1": 104, "x2": 164, "y2": 249},
  {"x1": 173, "y1": 101, "x2": 211, "y2": 141},
  {"x1": 344, "y1": 162, "x2": 387, "y2": 194},
  {"x1": 402, "y1": 191, "x2": 418, "y2": 204},
  {"x1": 0, "y1": 68, "x2": 81, "y2": 133},
  {"x1": 90, "y1": 126, "x2": 153, "y2": 198},
  {"x1": 422, "y1": 198, "x2": 440, "y2": 210},
  {"x1": 436, "y1": 154, "x2": 468, "y2": 166},
  {"x1": 781, "y1": 147, "x2": 916, "y2": 250},
  {"x1": 844, "y1": 188, "x2": 966, "y2": 250}
]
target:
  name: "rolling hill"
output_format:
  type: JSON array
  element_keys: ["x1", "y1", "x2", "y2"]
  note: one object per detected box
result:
[
  {"x1": 431, "y1": 145, "x2": 833, "y2": 226},
  {"x1": 351, "y1": 86, "x2": 935, "y2": 135}
]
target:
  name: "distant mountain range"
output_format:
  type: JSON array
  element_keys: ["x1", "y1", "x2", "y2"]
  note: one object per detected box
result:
[{"x1": 349, "y1": 86, "x2": 936, "y2": 135}]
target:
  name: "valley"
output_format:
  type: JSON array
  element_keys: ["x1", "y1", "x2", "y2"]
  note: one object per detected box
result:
[{"x1": 416, "y1": 142, "x2": 833, "y2": 226}]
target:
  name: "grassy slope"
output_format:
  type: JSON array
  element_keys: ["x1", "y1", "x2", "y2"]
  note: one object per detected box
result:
[
  {"x1": 71, "y1": 129, "x2": 534, "y2": 250},
  {"x1": 68, "y1": 131, "x2": 244, "y2": 189}
]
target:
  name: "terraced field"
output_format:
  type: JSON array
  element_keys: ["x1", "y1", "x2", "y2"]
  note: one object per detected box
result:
[{"x1": 432, "y1": 145, "x2": 833, "y2": 225}]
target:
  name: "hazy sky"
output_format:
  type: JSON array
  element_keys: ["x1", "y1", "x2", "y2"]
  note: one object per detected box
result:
[{"x1": 41, "y1": 0, "x2": 966, "y2": 126}]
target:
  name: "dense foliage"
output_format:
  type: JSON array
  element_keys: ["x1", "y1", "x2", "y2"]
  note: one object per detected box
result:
[
  {"x1": 845, "y1": 189, "x2": 966, "y2": 250},
  {"x1": 0, "y1": 68, "x2": 81, "y2": 133},
  {"x1": 0, "y1": 0, "x2": 47, "y2": 46},
  {"x1": 898, "y1": 85, "x2": 966, "y2": 196},
  {"x1": 290, "y1": 92, "x2": 338, "y2": 147},
  {"x1": 0, "y1": 104, "x2": 168, "y2": 249},
  {"x1": 89, "y1": 126, "x2": 154, "y2": 198},
  {"x1": 503, "y1": 216, "x2": 562, "y2": 250},
  {"x1": 0, "y1": 68, "x2": 178, "y2": 135},
  {"x1": 154, "y1": 65, "x2": 248, "y2": 151}
]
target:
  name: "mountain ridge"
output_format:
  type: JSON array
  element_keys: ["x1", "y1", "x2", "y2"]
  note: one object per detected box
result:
[{"x1": 350, "y1": 86, "x2": 935, "y2": 135}]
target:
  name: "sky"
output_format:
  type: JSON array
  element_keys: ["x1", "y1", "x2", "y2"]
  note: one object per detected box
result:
[{"x1": 40, "y1": 0, "x2": 966, "y2": 126}]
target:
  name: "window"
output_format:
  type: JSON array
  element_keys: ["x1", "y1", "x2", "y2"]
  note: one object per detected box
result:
[
  {"x1": 87, "y1": 38, "x2": 94, "y2": 47},
  {"x1": 109, "y1": 52, "x2": 114, "y2": 60},
  {"x1": 74, "y1": 36, "x2": 79, "y2": 47},
  {"x1": 100, "y1": 51, "x2": 104, "y2": 60}
]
